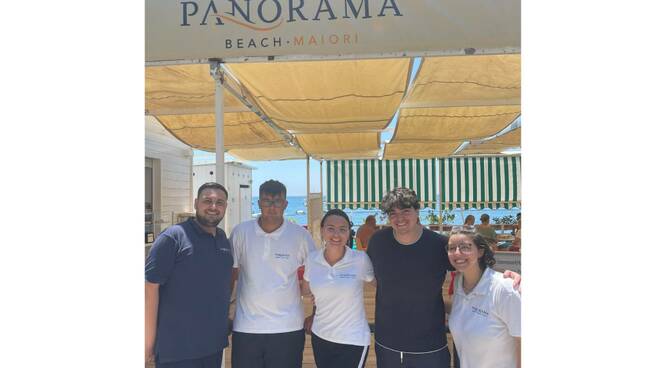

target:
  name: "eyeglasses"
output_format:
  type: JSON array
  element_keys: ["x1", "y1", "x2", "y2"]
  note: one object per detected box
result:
[
  {"x1": 200, "y1": 199, "x2": 226, "y2": 207},
  {"x1": 446, "y1": 243, "x2": 474, "y2": 254},
  {"x1": 259, "y1": 199, "x2": 285, "y2": 208}
]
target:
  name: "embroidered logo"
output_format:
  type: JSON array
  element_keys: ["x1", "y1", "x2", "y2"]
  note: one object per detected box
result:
[
  {"x1": 336, "y1": 273, "x2": 357, "y2": 279},
  {"x1": 274, "y1": 253, "x2": 290, "y2": 260},
  {"x1": 471, "y1": 306, "x2": 489, "y2": 317}
]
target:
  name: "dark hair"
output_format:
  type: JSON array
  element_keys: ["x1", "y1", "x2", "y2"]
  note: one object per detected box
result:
[
  {"x1": 197, "y1": 182, "x2": 228, "y2": 199},
  {"x1": 321, "y1": 209, "x2": 353, "y2": 247},
  {"x1": 379, "y1": 187, "x2": 420, "y2": 215},
  {"x1": 449, "y1": 229, "x2": 496, "y2": 270},
  {"x1": 259, "y1": 179, "x2": 286, "y2": 198},
  {"x1": 464, "y1": 215, "x2": 475, "y2": 224},
  {"x1": 365, "y1": 215, "x2": 376, "y2": 224},
  {"x1": 480, "y1": 213, "x2": 490, "y2": 222}
]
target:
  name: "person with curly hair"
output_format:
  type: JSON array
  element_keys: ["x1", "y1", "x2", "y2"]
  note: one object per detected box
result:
[{"x1": 447, "y1": 228, "x2": 521, "y2": 368}]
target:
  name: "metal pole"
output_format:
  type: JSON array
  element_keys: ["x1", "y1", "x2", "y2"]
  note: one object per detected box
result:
[
  {"x1": 319, "y1": 160, "x2": 323, "y2": 211},
  {"x1": 210, "y1": 61, "x2": 228, "y2": 244},
  {"x1": 306, "y1": 155, "x2": 310, "y2": 229},
  {"x1": 210, "y1": 61, "x2": 225, "y2": 186},
  {"x1": 210, "y1": 60, "x2": 227, "y2": 368}
]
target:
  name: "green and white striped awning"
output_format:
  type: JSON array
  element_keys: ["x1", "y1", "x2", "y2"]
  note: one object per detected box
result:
[
  {"x1": 439, "y1": 156, "x2": 521, "y2": 210},
  {"x1": 326, "y1": 159, "x2": 437, "y2": 210}
]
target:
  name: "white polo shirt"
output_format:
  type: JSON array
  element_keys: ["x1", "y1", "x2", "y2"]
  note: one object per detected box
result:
[
  {"x1": 230, "y1": 219, "x2": 316, "y2": 333},
  {"x1": 448, "y1": 267, "x2": 521, "y2": 368},
  {"x1": 304, "y1": 246, "x2": 374, "y2": 346}
]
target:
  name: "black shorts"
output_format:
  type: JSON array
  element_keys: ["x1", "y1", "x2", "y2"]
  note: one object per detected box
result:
[
  {"x1": 311, "y1": 333, "x2": 369, "y2": 368},
  {"x1": 155, "y1": 351, "x2": 222, "y2": 368},
  {"x1": 375, "y1": 341, "x2": 450, "y2": 368},
  {"x1": 231, "y1": 329, "x2": 305, "y2": 368}
]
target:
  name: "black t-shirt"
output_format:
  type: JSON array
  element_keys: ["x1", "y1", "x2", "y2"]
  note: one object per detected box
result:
[{"x1": 367, "y1": 227, "x2": 450, "y2": 351}]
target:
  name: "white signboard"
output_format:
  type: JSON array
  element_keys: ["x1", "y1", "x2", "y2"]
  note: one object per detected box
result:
[{"x1": 146, "y1": 0, "x2": 520, "y2": 63}]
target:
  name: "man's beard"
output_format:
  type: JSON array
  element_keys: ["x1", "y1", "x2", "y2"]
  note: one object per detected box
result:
[{"x1": 196, "y1": 212, "x2": 222, "y2": 228}]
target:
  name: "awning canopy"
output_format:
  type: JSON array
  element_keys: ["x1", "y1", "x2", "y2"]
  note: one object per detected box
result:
[
  {"x1": 460, "y1": 128, "x2": 521, "y2": 155},
  {"x1": 439, "y1": 155, "x2": 521, "y2": 210},
  {"x1": 145, "y1": 59, "x2": 411, "y2": 160},
  {"x1": 326, "y1": 159, "x2": 437, "y2": 210},
  {"x1": 385, "y1": 55, "x2": 521, "y2": 158}
]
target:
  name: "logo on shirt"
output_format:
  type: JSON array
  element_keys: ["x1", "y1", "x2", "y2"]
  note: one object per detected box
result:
[
  {"x1": 273, "y1": 253, "x2": 290, "y2": 260},
  {"x1": 336, "y1": 273, "x2": 357, "y2": 279},
  {"x1": 471, "y1": 306, "x2": 489, "y2": 317},
  {"x1": 217, "y1": 247, "x2": 231, "y2": 253}
]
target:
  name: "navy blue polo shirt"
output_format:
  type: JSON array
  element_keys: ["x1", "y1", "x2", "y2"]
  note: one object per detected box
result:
[{"x1": 145, "y1": 218, "x2": 233, "y2": 363}]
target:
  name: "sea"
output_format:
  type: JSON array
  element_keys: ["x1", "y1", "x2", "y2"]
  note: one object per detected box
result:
[{"x1": 252, "y1": 196, "x2": 520, "y2": 230}]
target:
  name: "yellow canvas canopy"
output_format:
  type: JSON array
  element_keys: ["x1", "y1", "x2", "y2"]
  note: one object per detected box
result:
[
  {"x1": 145, "y1": 55, "x2": 520, "y2": 161},
  {"x1": 460, "y1": 127, "x2": 521, "y2": 155},
  {"x1": 384, "y1": 55, "x2": 521, "y2": 158},
  {"x1": 146, "y1": 59, "x2": 411, "y2": 160}
]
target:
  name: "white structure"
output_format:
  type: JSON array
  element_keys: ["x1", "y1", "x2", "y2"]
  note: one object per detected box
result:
[
  {"x1": 193, "y1": 162, "x2": 254, "y2": 235},
  {"x1": 145, "y1": 116, "x2": 194, "y2": 240}
]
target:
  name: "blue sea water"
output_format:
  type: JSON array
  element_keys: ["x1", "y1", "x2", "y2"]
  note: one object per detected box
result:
[{"x1": 251, "y1": 196, "x2": 520, "y2": 229}]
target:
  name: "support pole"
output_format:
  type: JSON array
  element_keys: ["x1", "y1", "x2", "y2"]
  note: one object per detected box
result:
[
  {"x1": 210, "y1": 61, "x2": 228, "y2": 256},
  {"x1": 306, "y1": 155, "x2": 310, "y2": 229},
  {"x1": 319, "y1": 161, "x2": 323, "y2": 211},
  {"x1": 210, "y1": 61, "x2": 225, "y2": 186}
]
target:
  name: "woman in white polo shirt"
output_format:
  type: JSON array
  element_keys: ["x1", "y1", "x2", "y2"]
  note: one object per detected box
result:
[
  {"x1": 302, "y1": 209, "x2": 374, "y2": 368},
  {"x1": 447, "y1": 227, "x2": 521, "y2": 368}
]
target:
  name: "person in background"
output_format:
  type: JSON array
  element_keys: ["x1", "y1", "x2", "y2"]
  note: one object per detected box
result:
[
  {"x1": 302, "y1": 209, "x2": 373, "y2": 368},
  {"x1": 511, "y1": 213, "x2": 522, "y2": 252},
  {"x1": 145, "y1": 182, "x2": 233, "y2": 367},
  {"x1": 355, "y1": 215, "x2": 377, "y2": 251},
  {"x1": 446, "y1": 227, "x2": 521, "y2": 368},
  {"x1": 476, "y1": 214, "x2": 498, "y2": 249},
  {"x1": 464, "y1": 215, "x2": 475, "y2": 226},
  {"x1": 230, "y1": 180, "x2": 317, "y2": 368}
]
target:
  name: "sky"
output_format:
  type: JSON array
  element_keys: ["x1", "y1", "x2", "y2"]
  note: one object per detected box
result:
[{"x1": 193, "y1": 59, "x2": 421, "y2": 197}]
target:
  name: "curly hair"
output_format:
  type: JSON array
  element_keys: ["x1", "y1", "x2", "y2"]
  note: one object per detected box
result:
[
  {"x1": 449, "y1": 229, "x2": 496, "y2": 269},
  {"x1": 379, "y1": 187, "x2": 420, "y2": 215}
]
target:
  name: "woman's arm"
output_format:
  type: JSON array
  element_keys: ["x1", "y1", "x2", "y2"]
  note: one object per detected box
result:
[
  {"x1": 444, "y1": 295, "x2": 452, "y2": 314},
  {"x1": 300, "y1": 279, "x2": 312, "y2": 298},
  {"x1": 301, "y1": 280, "x2": 315, "y2": 334}
]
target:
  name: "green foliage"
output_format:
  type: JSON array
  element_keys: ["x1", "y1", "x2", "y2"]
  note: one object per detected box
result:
[
  {"x1": 425, "y1": 210, "x2": 455, "y2": 224},
  {"x1": 493, "y1": 215, "x2": 516, "y2": 225},
  {"x1": 426, "y1": 211, "x2": 440, "y2": 224}
]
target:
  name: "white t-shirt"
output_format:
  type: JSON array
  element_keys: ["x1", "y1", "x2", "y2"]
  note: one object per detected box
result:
[
  {"x1": 304, "y1": 246, "x2": 374, "y2": 346},
  {"x1": 230, "y1": 219, "x2": 316, "y2": 333},
  {"x1": 448, "y1": 267, "x2": 521, "y2": 368}
]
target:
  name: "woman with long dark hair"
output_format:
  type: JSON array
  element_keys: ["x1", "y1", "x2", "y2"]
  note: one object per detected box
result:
[
  {"x1": 301, "y1": 209, "x2": 374, "y2": 368},
  {"x1": 447, "y1": 227, "x2": 521, "y2": 368}
]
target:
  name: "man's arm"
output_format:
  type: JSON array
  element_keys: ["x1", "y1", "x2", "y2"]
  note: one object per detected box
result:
[
  {"x1": 514, "y1": 336, "x2": 521, "y2": 368},
  {"x1": 145, "y1": 281, "x2": 160, "y2": 363},
  {"x1": 503, "y1": 270, "x2": 522, "y2": 293},
  {"x1": 231, "y1": 267, "x2": 239, "y2": 297}
]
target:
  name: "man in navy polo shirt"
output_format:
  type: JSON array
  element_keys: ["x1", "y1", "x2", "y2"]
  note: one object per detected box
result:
[{"x1": 145, "y1": 182, "x2": 234, "y2": 367}]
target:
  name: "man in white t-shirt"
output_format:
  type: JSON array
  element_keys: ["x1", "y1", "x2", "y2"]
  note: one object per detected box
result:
[{"x1": 229, "y1": 180, "x2": 316, "y2": 368}]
